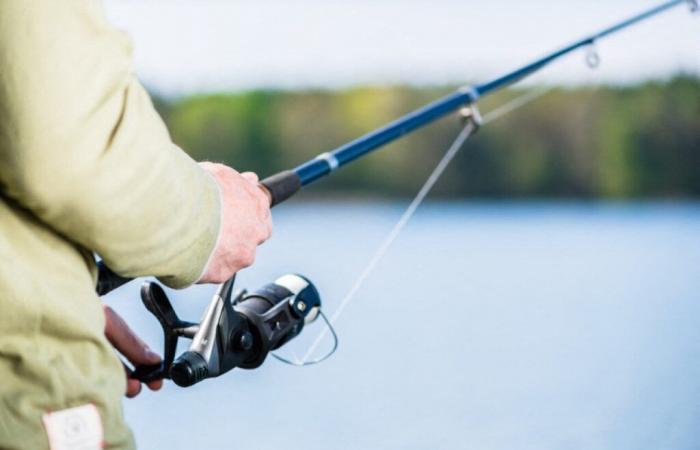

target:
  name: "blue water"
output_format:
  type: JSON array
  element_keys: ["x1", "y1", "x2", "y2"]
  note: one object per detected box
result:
[{"x1": 104, "y1": 202, "x2": 700, "y2": 450}]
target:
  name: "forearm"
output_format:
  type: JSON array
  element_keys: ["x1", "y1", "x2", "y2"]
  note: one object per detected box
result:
[{"x1": 0, "y1": 1, "x2": 220, "y2": 288}]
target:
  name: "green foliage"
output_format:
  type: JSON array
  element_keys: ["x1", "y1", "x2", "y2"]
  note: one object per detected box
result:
[{"x1": 155, "y1": 76, "x2": 700, "y2": 198}]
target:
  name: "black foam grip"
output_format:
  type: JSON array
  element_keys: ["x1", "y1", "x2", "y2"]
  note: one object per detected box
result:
[{"x1": 260, "y1": 170, "x2": 302, "y2": 207}]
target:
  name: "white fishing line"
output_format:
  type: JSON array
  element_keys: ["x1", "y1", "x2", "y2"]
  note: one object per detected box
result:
[
  {"x1": 299, "y1": 86, "x2": 553, "y2": 364},
  {"x1": 482, "y1": 86, "x2": 553, "y2": 124}
]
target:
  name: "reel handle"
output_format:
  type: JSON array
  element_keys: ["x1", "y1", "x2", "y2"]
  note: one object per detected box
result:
[{"x1": 131, "y1": 282, "x2": 198, "y2": 383}]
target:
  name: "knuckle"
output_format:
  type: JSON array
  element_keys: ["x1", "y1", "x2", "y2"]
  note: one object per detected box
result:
[
  {"x1": 242, "y1": 171, "x2": 260, "y2": 183},
  {"x1": 239, "y1": 246, "x2": 256, "y2": 267},
  {"x1": 258, "y1": 228, "x2": 271, "y2": 244}
]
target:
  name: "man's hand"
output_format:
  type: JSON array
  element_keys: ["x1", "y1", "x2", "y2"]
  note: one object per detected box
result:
[
  {"x1": 104, "y1": 305, "x2": 164, "y2": 398},
  {"x1": 198, "y1": 162, "x2": 273, "y2": 284}
]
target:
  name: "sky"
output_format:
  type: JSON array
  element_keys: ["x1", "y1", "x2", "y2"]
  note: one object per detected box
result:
[{"x1": 102, "y1": 0, "x2": 699, "y2": 94}]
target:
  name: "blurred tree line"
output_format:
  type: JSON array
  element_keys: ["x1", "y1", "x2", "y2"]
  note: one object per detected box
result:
[{"x1": 153, "y1": 75, "x2": 699, "y2": 199}]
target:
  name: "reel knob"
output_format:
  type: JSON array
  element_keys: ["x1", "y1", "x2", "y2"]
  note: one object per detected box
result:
[{"x1": 170, "y1": 352, "x2": 209, "y2": 388}]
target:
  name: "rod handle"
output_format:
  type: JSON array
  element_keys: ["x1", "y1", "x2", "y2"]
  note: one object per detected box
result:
[
  {"x1": 260, "y1": 170, "x2": 302, "y2": 207},
  {"x1": 96, "y1": 261, "x2": 132, "y2": 296}
]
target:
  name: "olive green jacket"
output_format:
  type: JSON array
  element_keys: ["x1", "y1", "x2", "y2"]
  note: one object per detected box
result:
[{"x1": 0, "y1": 2, "x2": 221, "y2": 448}]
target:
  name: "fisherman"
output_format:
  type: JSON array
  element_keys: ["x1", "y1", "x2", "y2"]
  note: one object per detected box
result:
[{"x1": 0, "y1": 2, "x2": 273, "y2": 449}]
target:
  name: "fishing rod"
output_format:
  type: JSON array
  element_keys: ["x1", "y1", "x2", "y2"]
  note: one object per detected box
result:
[
  {"x1": 259, "y1": 0, "x2": 696, "y2": 205},
  {"x1": 97, "y1": 0, "x2": 696, "y2": 387}
]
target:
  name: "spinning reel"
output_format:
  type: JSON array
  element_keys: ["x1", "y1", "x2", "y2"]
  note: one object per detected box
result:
[{"x1": 130, "y1": 274, "x2": 327, "y2": 387}]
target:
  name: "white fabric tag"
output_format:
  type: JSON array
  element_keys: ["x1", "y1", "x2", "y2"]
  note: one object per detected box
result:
[{"x1": 42, "y1": 404, "x2": 103, "y2": 450}]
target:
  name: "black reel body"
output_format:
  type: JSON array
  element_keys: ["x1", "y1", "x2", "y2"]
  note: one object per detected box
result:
[{"x1": 132, "y1": 274, "x2": 321, "y2": 387}]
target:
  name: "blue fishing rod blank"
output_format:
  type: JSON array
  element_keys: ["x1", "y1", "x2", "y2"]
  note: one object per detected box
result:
[{"x1": 259, "y1": 0, "x2": 692, "y2": 206}]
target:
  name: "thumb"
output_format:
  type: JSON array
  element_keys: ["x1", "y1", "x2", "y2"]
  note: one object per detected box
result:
[{"x1": 240, "y1": 172, "x2": 260, "y2": 184}]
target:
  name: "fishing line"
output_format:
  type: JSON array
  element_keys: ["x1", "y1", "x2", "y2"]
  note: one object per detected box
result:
[
  {"x1": 271, "y1": 86, "x2": 556, "y2": 366},
  {"x1": 270, "y1": 310, "x2": 339, "y2": 366},
  {"x1": 288, "y1": 19, "x2": 620, "y2": 366},
  {"x1": 294, "y1": 119, "x2": 477, "y2": 365},
  {"x1": 481, "y1": 86, "x2": 554, "y2": 124}
]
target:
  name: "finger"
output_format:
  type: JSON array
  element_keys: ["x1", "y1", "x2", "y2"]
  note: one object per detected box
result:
[
  {"x1": 258, "y1": 233, "x2": 271, "y2": 246},
  {"x1": 126, "y1": 378, "x2": 142, "y2": 398},
  {"x1": 238, "y1": 245, "x2": 256, "y2": 269},
  {"x1": 257, "y1": 221, "x2": 271, "y2": 244},
  {"x1": 251, "y1": 183, "x2": 272, "y2": 218},
  {"x1": 258, "y1": 197, "x2": 271, "y2": 221},
  {"x1": 241, "y1": 172, "x2": 259, "y2": 183},
  {"x1": 146, "y1": 379, "x2": 164, "y2": 392},
  {"x1": 123, "y1": 364, "x2": 142, "y2": 398},
  {"x1": 258, "y1": 184, "x2": 273, "y2": 206},
  {"x1": 262, "y1": 216, "x2": 273, "y2": 242},
  {"x1": 104, "y1": 306, "x2": 161, "y2": 367}
]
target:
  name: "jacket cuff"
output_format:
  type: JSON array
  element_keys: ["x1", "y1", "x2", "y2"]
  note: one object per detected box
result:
[{"x1": 156, "y1": 167, "x2": 222, "y2": 289}]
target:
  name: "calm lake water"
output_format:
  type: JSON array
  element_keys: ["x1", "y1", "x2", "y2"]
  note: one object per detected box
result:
[{"x1": 104, "y1": 201, "x2": 700, "y2": 450}]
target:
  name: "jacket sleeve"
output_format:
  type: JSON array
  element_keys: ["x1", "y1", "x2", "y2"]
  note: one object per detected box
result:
[{"x1": 0, "y1": 1, "x2": 221, "y2": 289}]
